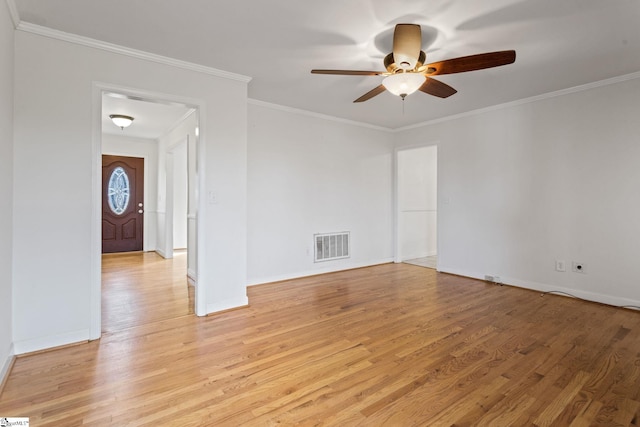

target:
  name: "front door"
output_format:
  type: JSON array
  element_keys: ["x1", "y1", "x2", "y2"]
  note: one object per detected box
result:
[{"x1": 102, "y1": 155, "x2": 144, "y2": 253}]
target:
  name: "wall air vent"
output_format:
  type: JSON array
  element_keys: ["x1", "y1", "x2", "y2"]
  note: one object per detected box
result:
[{"x1": 314, "y1": 232, "x2": 350, "y2": 262}]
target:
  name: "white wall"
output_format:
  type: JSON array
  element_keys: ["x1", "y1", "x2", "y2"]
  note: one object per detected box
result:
[
  {"x1": 0, "y1": 0, "x2": 14, "y2": 383},
  {"x1": 13, "y1": 29, "x2": 248, "y2": 353},
  {"x1": 397, "y1": 145, "x2": 437, "y2": 260},
  {"x1": 397, "y1": 75, "x2": 640, "y2": 308},
  {"x1": 247, "y1": 103, "x2": 394, "y2": 285},
  {"x1": 102, "y1": 133, "x2": 159, "y2": 251}
]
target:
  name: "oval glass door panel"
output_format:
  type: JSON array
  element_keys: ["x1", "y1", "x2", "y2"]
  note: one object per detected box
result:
[{"x1": 107, "y1": 166, "x2": 130, "y2": 215}]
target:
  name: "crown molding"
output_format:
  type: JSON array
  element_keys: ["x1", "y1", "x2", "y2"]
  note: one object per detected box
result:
[
  {"x1": 252, "y1": 70, "x2": 640, "y2": 134},
  {"x1": 248, "y1": 99, "x2": 394, "y2": 133},
  {"x1": 4, "y1": 0, "x2": 19, "y2": 28},
  {"x1": 397, "y1": 70, "x2": 640, "y2": 132},
  {"x1": 16, "y1": 22, "x2": 252, "y2": 83},
  {"x1": 14, "y1": 16, "x2": 639, "y2": 133}
]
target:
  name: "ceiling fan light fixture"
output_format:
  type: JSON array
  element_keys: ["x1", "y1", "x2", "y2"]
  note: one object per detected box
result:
[
  {"x1": 382, "y1": 72, "x2": 425, "y2": 99},
  {"x1": 109, "y1": 114, "x2": 134, "y2": 130}
]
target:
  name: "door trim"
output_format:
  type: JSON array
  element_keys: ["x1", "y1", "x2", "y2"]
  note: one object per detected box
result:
[
  {"x1": 91, "y1": 82, "x2": 207, "y2": 340},
  {"x1": 158, "y1": 136, "x2": 190, "y2": 260}
]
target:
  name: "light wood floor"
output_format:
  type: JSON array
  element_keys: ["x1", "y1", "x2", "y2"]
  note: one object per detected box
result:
[
  {"x1": 2, "y1": 260, "x2": 640, "y2": 425},
  {"x1": 102, "y1": 251, "x2": 194, "y2": 333},
  {"x1": 404, "y1": 255, "x2": 438, "y2": 269}
]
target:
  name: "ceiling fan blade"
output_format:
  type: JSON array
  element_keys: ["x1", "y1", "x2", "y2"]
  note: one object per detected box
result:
[
  {"x1": 354, "y1": 85, "x2": 386, "y2": 103},
  {"x1": 419, "y1": 77, "x2": 457, "y2": 98},
  {"x1": 311, "y1": 69, "x2": 384, "y2": 76},
  {"x1": 393, "y1": 24, "x2": 422, "y2": 70},
  {"x1": 426, "y1": 50, "x2": 516, "y2": 75}
]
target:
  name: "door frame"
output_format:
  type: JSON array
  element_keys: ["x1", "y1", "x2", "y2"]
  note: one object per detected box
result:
[
  {"x1": 158, "y1": 136, "x2": 189, "y2": 260},
  {"x1": 91, "y1": 82, "x2": 207, "y2": 340},
  {"x1": 394, "y1": 141, "x2": 440, "y2": 264}
]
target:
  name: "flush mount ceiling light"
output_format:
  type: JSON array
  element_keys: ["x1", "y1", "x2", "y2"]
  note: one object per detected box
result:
[
  {"x1": 382, "y1": 72, "x2": 426, "y2": 99},
  {"x1": 109, "y1": 114, "x2": 134, "y2": 130}
]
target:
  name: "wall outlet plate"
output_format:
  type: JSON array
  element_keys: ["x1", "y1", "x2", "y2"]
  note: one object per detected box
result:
[{"x1": 555, "y1": 260, "x2": 566, "y2": 272}]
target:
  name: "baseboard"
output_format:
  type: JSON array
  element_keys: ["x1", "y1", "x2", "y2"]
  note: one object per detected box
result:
[
  {"x1": 187, "y1": 268, "x2": 197, "y2": 284},
  {"x1": 155, "y1": 249, "x2": 170, "y2": 259},
  {"x1": 438, "y1": 266, "x2": 640, "y2": 309},
  {"x1": 206, "y1": 295, "x2": 249, "y2": 315},
  {"x1": 247, "y1": 258, "x2": 395, "y2": 287},
  {"x1": 13, "y1": 329, "x2": 90, "y2": 355},
  {"x1": 505, "y1": 277, "x2": 640, "y2": 309},
  {"x1": 0, "y1": 343, "x2": 15, "y2": 395}
]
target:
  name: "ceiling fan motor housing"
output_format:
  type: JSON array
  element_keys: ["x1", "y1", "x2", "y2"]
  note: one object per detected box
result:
[{"x1": 385, "y1": 51, "x2": 427, "y2": 74}]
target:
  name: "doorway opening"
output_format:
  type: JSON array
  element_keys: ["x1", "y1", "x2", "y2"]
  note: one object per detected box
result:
[
  {"x1": 97, "y1": 88, "x2": 200, "y2": 334},
  {"x1": 396, "y1": 145, "x2": 438, "y2": 269}
]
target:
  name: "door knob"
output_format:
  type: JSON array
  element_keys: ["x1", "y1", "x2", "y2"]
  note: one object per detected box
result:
[{"x1": 138, "y1": 209, "x2": 144, "y2": 214}]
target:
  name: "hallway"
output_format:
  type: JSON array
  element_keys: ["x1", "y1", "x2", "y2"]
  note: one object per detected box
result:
[{"x1": 101, "y1": 251, "x2": 194, "y2": 333}]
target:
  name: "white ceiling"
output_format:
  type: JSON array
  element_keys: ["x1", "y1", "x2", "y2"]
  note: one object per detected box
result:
[
  {"x1": 15, "y1": 0, "x2": 640, "y2": 131},
  {"x1": 102, "y1": 93, "x2": 193, "y2": 139}
]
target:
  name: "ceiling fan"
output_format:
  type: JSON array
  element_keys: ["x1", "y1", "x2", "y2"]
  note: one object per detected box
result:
[{"x1": 311, "y1": 24, "x2": 516, "y2": 103}]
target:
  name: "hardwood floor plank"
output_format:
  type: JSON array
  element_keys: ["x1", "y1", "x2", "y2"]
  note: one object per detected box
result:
[
  {"x1": 2, "y1": 260, "x2": 640, "y2": 425},
  {"x1": 428, "y1": 374, "x2": 511, "y2": 426},
  {"x1": 568, "y1": 399, "x2": 604, "y2": 427},
  {"x1": 531, "y1": 370, "x2": 591, "y2": 426}
]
